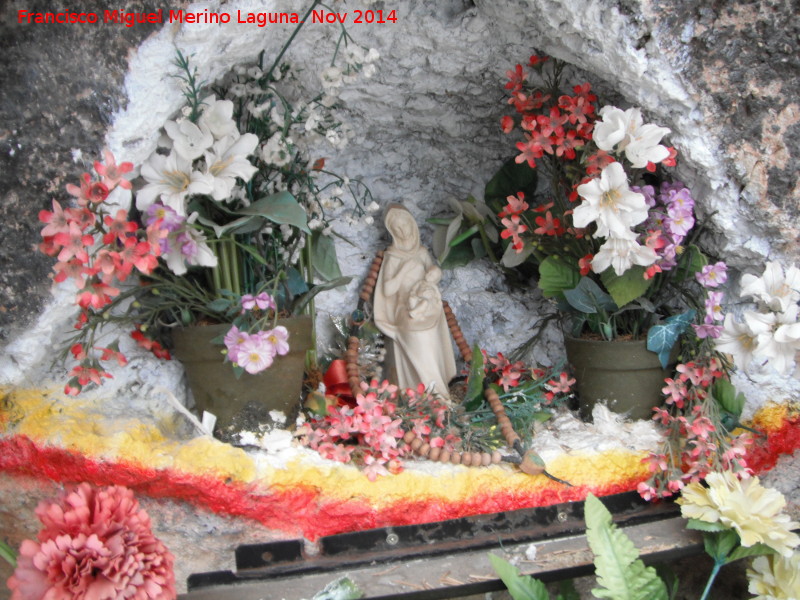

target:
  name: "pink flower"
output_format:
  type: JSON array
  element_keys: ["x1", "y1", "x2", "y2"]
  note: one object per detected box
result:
[
  {"x1": 7, "y1": 483, "x2": 175, "y2": 600},
  {"x1": 236, "y1": 336, "x2": 276, "y2": 374},
  {"x1": 94, "y1": 149, "x2": 134, "y2": 190},
  {"x1": 262, "y1": 326, "x2": 290, "y2": 356},
  {"x1": 241, "y1": 292, "x2": 276, "y2": 311},
  {"x1": 696, "y1": 262, "x2": 728, "y2": 288}
]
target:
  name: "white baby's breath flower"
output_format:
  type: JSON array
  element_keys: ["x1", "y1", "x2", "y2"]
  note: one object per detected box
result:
[
  {"x1": 260, "y1": 133, "x2": 293, "y2": 167},
  {"x1": 320, "y1": 66, "x2": 343, "y2": 90},
  {"x1": 365, "y1": 48, "x2": 380, "y2": 63},
  {"x1": 366, "y1": 201, "x2": 380, "y2": 213}
]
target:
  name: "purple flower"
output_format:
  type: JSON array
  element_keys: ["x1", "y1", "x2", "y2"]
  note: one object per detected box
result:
[
  {"x1": 224, "y1": 325, "x2": 248, "y2": 363},
  {"x1": 145, "y1": 202, "x2": 184, "y2": 232},
  {"x1": 632, "y1": 184, "x2": 656, "y2": 208},
  {"x1": 236, "y1": 336, "x2": 276, "y2": 374},
  {"x1": 241, "y1": 292, "x2": 277, "y2": 312},
  {"x1": 696, "y1": 261, "x2": 728, "y2": 288},
  {"x1": 262, "y1": 325, "x2": 290, "y2": 355},
  {"x1": 705, "y1": 291, "x2": 724, "y2": 322},
  {"x1": 693, "y1": 322, "x2": 723, "y2": 339},
  {"x1": 666, "y1": 205, "x2": 695, "y2": 237}
]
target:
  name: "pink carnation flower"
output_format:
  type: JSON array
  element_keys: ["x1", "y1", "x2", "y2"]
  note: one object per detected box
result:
[{"x1": 7, "y1": 483, "x2": 175, "y2": 600}]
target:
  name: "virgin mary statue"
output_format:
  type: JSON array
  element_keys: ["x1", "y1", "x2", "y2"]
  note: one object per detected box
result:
[{"x1": 373, "y1": 205, "x2": 457, "y2": 398}]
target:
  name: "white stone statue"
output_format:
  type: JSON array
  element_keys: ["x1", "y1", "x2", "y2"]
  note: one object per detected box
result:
[{"x1": 373, "y1": 205, "x2": 457, "y2": 398}]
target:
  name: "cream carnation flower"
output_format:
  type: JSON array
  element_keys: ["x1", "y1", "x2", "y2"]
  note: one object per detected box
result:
[
  {"x1": 748, "y1": 553, "x2": 800, "y2": 600},
  {"x1": 678, "y1": 471, "x2": 800, "y2": 557}
]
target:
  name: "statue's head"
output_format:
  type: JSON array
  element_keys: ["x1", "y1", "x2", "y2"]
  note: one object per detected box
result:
[{"x1": 384, "y1": 204, "x2": 419, "y2": 252}]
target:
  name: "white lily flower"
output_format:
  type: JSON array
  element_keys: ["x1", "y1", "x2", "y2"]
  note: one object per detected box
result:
[
  {"x1": 163, "y1": 119, "x2": 214, "y2": 161},
  {"x1": 204, "y1": 134, "x2": 259, "y2": 201},
  {"x1": 594, "y1": 106, "x2": 671, "y2": 168},
  {"x1": 740, "y1": 261, "x2": 800, "y2": 314},
  {"x1": 716, "y1": 313, "x2": 760, "y2": 371},
  {"x1": 574, "y1": 162, "x2": 649, "y2": 238},
  {"x1": 745, "y1": 310, "x2": 800, "y2": 376},
  {"x1": 591, "y1": 234, "x2": 657, "y2": 276},
  {"x1": 198, "y1": 96, "x2": 239, "y2": 141},
  {"x1": 164, "y1": 213, "x2": 217, "y2": 276},
  {"x1": 136, "y1": 151, "x2": 214, "y2": 216}
]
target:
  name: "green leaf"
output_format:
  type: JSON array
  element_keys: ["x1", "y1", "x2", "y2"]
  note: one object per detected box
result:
[
  {"x1": 502, "y1": 239, "x2": 535, "y2": 268},
  {"x1": 600, "y1": 266, "x2": 653, "y2": 308},
  {"x1": 556, "y1": 579, "x2": 580, "y2": 600},
  {"x1": 584, "y1": 494, "x2": 668, "y2": 600},
  {"x1": 292, "y1": 276, "x2": 352, "y2": 315},
  {"x1": 485, "y1": 156, "x2": 538, "y2": 207},
  {"x1": 725, "y1": 543, "x2": 777, "y2": 564},
  {"x1": 654, "y1": 565, "x2": 679, "y2": 600},
  {"x1": 196, "y1": 214, "x2": 260, "y2": 238},
  {"x1": 0, "y1": 539, "x2": 17, "y2": 568},
  {"x1": 488, "y1": 553, "x2": 550, "y2": 600},
  {"x1": 685, "y1": 518, "x2": 728, "y2": 533},
  {"x1": 450, "y1": 224, "x2": 480, "y2": 247},
  {"x1": 563, "y1": 277, "x2": 617, "y2": 314},
  {"x1": 675, "y1": 244, "x2": 708, "y2": 281},
  {"x1": 206, "y1": 298, "x2": 233, "y2": 313},
  {"x1": 240, "y1": 191, "x2": 311, "y2": 233},
  {"x1": 312, "y1": 232, "x2": 343, "y2": 281},
  {"x1": 703, "y1": 530, "x2": 740, "y2": 562},
  {"x1": 646, "y1": 310, "x2": 695, "y2": 369},
  {"x1": 440, "y1": 242, "x2": 477, "y2": 269},
  {"x1": 538, "y1": 257, "x2": 581, "y2": 298},
  {"x1": 711, "y1": 379, "x2": 746, "y2": 418},
  {"x1": 464, "y1": 344, "x2": 486, "y2": 412}
]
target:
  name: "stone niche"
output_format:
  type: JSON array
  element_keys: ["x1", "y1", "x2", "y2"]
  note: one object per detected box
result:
[
  {"x1": 1, "y1": 0, "x2": 798, "y2": 409},
  {"x1": 0, "y1": 0, "x2": 799, "y2": 590}
]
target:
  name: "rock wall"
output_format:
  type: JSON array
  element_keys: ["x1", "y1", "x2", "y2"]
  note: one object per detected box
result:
[{"x1": 1, "y1": 0, "x2": 798, "y2": 406}]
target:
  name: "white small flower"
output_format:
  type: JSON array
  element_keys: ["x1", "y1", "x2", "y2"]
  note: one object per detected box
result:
[
  {"x1": 591, "y1": 235, "x2": 657, "y2": 276},
  {"x1": 365, "y1": 48, "x2": 380, "y2": 63},
  {"x1": 198, "y1": 96, "x2": 239, "y2": 140},
  {"x1": 574, "y1": 162, "x2": 649, "y2": 238},
  {"x1": 362, "y1": 63, "x2": 377, "y2": 79},
  {"x1": 305, "y1": 109, "x2": 323, "y2": 132},
  {"x1": 320, "y1": 66, "x2": 343, "y2": 90},
  {"x1": 593, "y1": 106, "x2": 671, "y2": 168},
  {"x1": 308, "y1": 218, "x2": 324, "y2": 230},
  {"x1": 366, "y1": 201, "x2": 380, "y2": 213},
  {"x1": 163, "y1": 119, "x2": 214, "y2": 161},
  {"x1": 260, "y1": 133, "x2": 293, "y2": 167},
  {"x1": 247, "y1": 66, "x2": 263, "y2": 79},
  {"x1": 364, "y1": 215, "x2": 374, "y2": 225}
]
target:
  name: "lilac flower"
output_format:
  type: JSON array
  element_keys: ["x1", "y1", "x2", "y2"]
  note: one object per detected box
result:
[
  {"x1": 693, "y1": 322, "x2": 723, "y2": 339},
  {"x1": 663, "y1": 185, "x2": 695, "y2": 212},
  {"x1": 224, "y1": 325, "x2": 248, "y2": 363},
  {"x1": 145, "y1": 202, "x2": 184, "y2": 232},
  {"x1": 236, "y1": 336, "x2": 276, "y2": 374},
  {"x1": 632, "y1": 184, "x2": 657, "y2": 208},
  {"x1": 696, "y1": 262, "x2": 728, "y2": 288},
  {"x1": 666, "y1": 205, "x2": 695, "y2": 237},
  {"x1": 242, "y1": 292, "x2": 277, "y2": 311}
]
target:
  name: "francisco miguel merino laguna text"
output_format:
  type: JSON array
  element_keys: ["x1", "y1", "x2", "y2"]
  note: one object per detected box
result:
[{"x1": 17, "y1": 8, "x2": 398, "y2": 27}]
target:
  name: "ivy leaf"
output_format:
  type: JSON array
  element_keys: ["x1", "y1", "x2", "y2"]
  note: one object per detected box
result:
[
  {"x1": 538, "y1": 257, "x2": 581, "y2": 298},
  {"x1": 563, "y1": 277, "x2": 617, "y2": 314},
  {"x1": 240, "y1": 191, "x2": 311, "y2": 233},
  {"x1": 311, "y1": 231, "x2": 343, "y2": 281},
  {"x1": 646, "y1": 310, "x2": 696, "y2": 369},
  {"x1": 600, "y1": 266, "x2": 652, "y2": 308},
  {"x1": 488, "y1": 553, "x2": 550, "y2": 600},
  {"x1": 585, "y1": 494, "x2": 668, "y2": 600}
]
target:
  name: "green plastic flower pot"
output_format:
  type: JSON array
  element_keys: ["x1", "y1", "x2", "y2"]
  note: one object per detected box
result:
[
  {"x1": 565, "y1": 336, "x2": 676, "y2": 422},
  {"x1": 172, "y1": 315, "x2": 313, "y2": 431}
]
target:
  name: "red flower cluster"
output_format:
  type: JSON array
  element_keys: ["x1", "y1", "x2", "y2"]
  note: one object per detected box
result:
[
  {"x1": 38, "y1": 152, "x2": 168, "y2": 396},
  {"x1": 299, "y1": 380, "x2": 458, "y2": 480},
  {"x1": 638, "y1": 357, "x2": 753, "y2": 500},
  {"x1": 7, "y1": 483, "x2": 176, "y2": 600}
]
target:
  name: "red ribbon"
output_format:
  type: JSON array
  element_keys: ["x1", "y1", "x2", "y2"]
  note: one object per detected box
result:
[{"x1": 323, "y1": 359, "x2": 356, "y2": 406}]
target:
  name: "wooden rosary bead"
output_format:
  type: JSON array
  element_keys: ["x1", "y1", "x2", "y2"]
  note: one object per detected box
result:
[
  {"x1": 418, "y1": 443, "x2": 431, "y2": 457},
  {"x1": 460, "y1": 452, "x2": 472, "y2": 466},
  {"x1": 450, "y1": 453, "x2": 461, "y2": 465},
  {"x1": 439, "y1": 450, "x2": 451, "y2": 463},
  {"x1": 491, "y1": 451, "x2": 502, "y2": 464},
  {"x1": 359, "y1": 291, "x2": 371, "y2": 302},
  {"x1": 481, "y1": 452, "x2": 492, "y2": 466},
  {"x1": 472, "y1": 452, "x2": 483, "y2": 466},
  {"x1": 429, "y1": 447, "x2": 441, "y2": 462},
  {"x1": 403, "y1": 431, "x2": 417, "y2": 444}
]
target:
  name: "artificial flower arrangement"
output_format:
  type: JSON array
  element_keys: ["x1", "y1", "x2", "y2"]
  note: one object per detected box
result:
[
  {"x1": 38, "y1": 14, "x2": 379, "y2": 396},
  {"x1": 431, "y1": 55, "x2": 800, "y2": 499},
  {"x1": 299, "y1": 349, "x2": 575, "y2": 480},
  {"x1": 6, "y1": 483, "x2": 175, "y2": 600}
]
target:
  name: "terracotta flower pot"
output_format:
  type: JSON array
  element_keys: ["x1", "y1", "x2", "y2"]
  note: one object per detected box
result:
[
  {"x1": 171, "y1": 316, "x2": 313, "y2": 431},
  {"x1": 565, "y1": 336, "x2": 676, "y2": 422}
]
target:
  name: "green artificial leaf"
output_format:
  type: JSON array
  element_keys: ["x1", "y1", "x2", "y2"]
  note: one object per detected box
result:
[
  {"x1": 646, "y1": 310, "x2": 696, "y2": 369},
  {"x1": 556, "y1": 579, "x2": 579, "y2": 600},
  {"x1": 502, "y1": 239, "x2": 535, "y2": 268},
  {"x1": 538, "y1": 257, "x2": 581, "y2": 298},
  {"x1": 240, "y1": 191, "x2": 311, "y2": 233},
  {"x1": 0, "y1": 539, "x2": 17, "y2": 568},
  {"x1": 471, "y1": 236, "x2": 487, "y2": 260},
  {"x1": 726, "y1": 543, "x2": 777, "y2": 564},
  {"x1": 685, "y1": 518, "x2": 728, "y2": 533},
  {"x1": 450, "y1": 224, "x2": 480, "y2": 247},
  {"x1": 292, "y1": 276, "x2": 352, "y2": 315},
  {"x1": 440, "y1": 242, "x2": 477, "y2": 269},
  {"x1": 584, "y1": 494, "x2": 668, "y2": 600},
  {"x1": 711, "y1": 379, "x2": 746, "y2": 418},
  {"x1": 654, "y1": 565, "x2": 679, "y2": 600},
  {"x1": 703, "y1": 530, "x2": 740, "y2": 562},
  {"x1": 312, "y1": 231, "x2": 343, "y2": 281},
  {"x1": 488, "y1": 553, "x2": 550, "y2": 600},
  {"x1": 196, "y1": 214, "x2": 261, "y2": 238},
  {"x1": 674, "y1": 244, "x2": 708, "y2": 281},
  {"x1": 485, "y1": 156, "x2": 538, "y2": 207},
  {"x1": 206, "y1": 298, "x2": 233, "y2": 313},
  {"x1": 464, "y1": 344, "x2": 486, "y2": 412},
  {"x1": 600, "y1": 266, "x2": 652, "y2": 308},
  {"x1": 563, "y1": 277, "x2": 617, "y2": 315}
]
